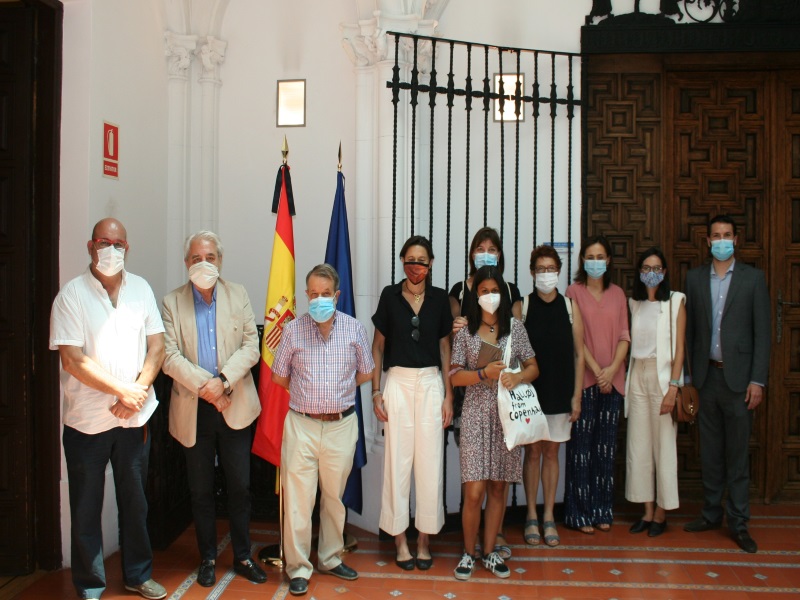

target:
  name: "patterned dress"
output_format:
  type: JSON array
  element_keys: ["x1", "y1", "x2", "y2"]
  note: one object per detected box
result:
[{"x1": 452, "y1": 319, "x2": 535, "y2": 483}]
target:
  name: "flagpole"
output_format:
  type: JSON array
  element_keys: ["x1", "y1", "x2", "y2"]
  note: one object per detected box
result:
[{"x1": 257, "y1": 136, "x2": 291, "y2": 570}]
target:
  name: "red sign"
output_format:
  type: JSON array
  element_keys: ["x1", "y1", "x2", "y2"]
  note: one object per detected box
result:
[{"x1": 103, "y1": 122, "x2": 119, "y2": 179}]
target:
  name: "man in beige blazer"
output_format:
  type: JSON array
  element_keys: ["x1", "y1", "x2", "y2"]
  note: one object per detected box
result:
[{"x1": 162, "y1": 230, "x2": 267, "y2": 587}]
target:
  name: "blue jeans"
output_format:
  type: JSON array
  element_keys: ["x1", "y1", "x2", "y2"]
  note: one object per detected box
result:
[
  {"x1": 63, "y1": 425, "x2": 153, "y2": 599},
  {"x1": 184, "y1": 400, "x2": 253, "y2": 562}
]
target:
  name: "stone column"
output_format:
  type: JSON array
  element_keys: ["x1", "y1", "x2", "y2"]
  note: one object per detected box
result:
[
  {"x1": 164, "y1": 31, "x2": 197, "y2": 286},
  {"x1": 194, "y1": 35, "x2": 227, "y2": 234}
]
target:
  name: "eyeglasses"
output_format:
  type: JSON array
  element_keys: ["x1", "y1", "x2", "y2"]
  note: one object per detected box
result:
[
  {"x1": 640, "y1": 265, "x2": 663, "y2": 274},
  {"x1": 93, "y1": 238, "x2": 128, "y2": 251},
  {"x1": 411, "y1": 314, "x2": 420, "y2": 342},
  {"x1": 534, "y1": 266, "x2": 559, "y2": 274}
]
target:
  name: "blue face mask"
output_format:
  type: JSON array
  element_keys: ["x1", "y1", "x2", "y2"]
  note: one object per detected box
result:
[
  {"x1": 474, "y1": 252, "x2": 499, "y2": 270},
  {"x1": 640, "y1": 271, "x2": 664, "y2": 289},
  {"x1": 584, "y1": 259, "x2": 607, "y2": 279},
  {"x1": 710, "y1": 239, "x2": 734, "y2": 261},
  {"x1": 309, "y1": 296, "x2": 336, "y2": 323}
]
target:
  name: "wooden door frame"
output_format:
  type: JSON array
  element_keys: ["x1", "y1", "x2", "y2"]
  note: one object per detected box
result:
[{"x1": 7, "y1": 0, "x2": 63, "y2": 571}]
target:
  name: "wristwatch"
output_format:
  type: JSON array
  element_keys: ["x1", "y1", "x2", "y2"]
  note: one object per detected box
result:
[{"x1": 219, "y1": 373, "x2": 232, "y2": 396}]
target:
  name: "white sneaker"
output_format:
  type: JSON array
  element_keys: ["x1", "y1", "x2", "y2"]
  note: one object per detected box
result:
[
  {"x1": 453, "y1": 552, "x2": 476, "y2": 581},
  {"x1": 482, "y1": 551, "x2": 510, "y2": 578}
]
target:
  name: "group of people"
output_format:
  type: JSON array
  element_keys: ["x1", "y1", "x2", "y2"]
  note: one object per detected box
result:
[{"x1": 49, "y1": 213, "x2": 769, "y2": 599}]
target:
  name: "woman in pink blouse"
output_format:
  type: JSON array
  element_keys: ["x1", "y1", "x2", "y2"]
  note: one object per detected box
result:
[{"x1": 564, "y1": 235, "x2": 630, "y2": 534}]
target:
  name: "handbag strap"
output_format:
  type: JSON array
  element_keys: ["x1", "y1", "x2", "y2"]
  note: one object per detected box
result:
[
  {"x1": 669, "y1": 293, "x2": 674, "y2": 365},
  {"x1": 502, "y1": 318, "x2": 514, "y2": 366}
]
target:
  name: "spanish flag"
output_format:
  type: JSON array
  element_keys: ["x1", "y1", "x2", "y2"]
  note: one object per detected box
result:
[{"x1": 252, "y1": 163, "x2": 296, "y2": 466}]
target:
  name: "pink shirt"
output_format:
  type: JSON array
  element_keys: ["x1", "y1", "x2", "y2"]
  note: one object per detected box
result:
[{"x1": 566, "y1": 282, "x2": 630, "y2": 393}]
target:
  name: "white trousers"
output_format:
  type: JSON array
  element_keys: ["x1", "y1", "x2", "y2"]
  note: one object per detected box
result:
[
  {"x1": 281, "y1": 409, "x2": 357, "y2": 579},
  {"x1": 625, "y1": 358, "x2": 679, "y2": 510},
  {"x1": 379, "y1": 366, "x2": 445, "y2": 536}
]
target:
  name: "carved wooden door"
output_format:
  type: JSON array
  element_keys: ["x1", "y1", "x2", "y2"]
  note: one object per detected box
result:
[{"x1": 585, "y1": 53, "x2": 800, "y2": 503}]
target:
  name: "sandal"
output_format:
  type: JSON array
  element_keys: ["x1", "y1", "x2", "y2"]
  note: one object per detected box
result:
[
  {"x1": 576, "y1": 525, "x2": 595, "y2": 535},
  {"x1": 543, "y1": 521, "x2": 560, "y2": 547},
  {"x1": 524, "y1": 519, "x2": 541, "y2": 545},
  {"x1": 494, "y1": 534, "x2": 512, "y2": 559},
  {"x1": 596, "y1": 523, "x2": 611, "y2": 532}
]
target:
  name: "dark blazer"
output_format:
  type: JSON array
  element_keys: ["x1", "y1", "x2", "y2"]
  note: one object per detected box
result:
[{"x1": 684, "y1": 261, "x2": 771, "y2": 392}]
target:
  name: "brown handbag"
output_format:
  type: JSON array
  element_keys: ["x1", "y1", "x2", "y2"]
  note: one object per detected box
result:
[{"x1": 669, "y1": 294, "x2": 700, "y2": 424}]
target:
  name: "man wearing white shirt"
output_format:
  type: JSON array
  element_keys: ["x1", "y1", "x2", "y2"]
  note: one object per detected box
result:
[{"x1": 50, "y1": 218, "x2": 167, "y2": 600}]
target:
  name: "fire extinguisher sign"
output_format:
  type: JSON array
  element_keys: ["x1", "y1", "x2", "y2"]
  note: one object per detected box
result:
[{"x1": 103, "y1": 121, "x2": 119, "y2": 179}]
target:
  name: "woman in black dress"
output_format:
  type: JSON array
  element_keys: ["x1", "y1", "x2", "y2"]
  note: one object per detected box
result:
[{"x1": 521, "y1": 245, "x2": 585, "y2": 547}]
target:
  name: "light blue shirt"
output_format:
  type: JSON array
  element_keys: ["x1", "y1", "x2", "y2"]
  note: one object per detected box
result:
[
  {"x1": 709, "y1": 260, "x2": 735, "y2": 362},
  {"x1": 192, "y1": 284, "x2": 218, "y2": 376}
]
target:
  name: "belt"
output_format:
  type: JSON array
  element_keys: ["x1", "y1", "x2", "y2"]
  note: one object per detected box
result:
[
  {"x1": 294, "y1": 405, "x2": 355, "y2": 422},
  {"x1": 709, "y1": 359, "x2": 724, "y2": 369}
]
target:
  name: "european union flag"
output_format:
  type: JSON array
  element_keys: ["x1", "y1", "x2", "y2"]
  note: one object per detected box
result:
[{"x1": 325, "y1": 170, "x2": 367, "y2": 514}]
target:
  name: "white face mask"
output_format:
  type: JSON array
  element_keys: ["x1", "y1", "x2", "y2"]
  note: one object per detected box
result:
[
  {"x1": 188, "y1": 261, "x2": 220, "y2": 290},
  {"x1": 478, "y1": 292, "x2": 501, "y2": 315},
  {"x1": 535, "y1": 272, "x2": 559, "y2": 295},
  {"x1": 95, "y1": 246, "x2": 125, "y2": 277}
]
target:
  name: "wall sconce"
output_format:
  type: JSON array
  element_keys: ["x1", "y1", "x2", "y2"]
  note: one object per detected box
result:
[
  {"x1": 277, "y1": 79, "x2": 306, "y2": 127},
  {"x1": 493, "y1": 73, "x2": 525, "y2": 123}
]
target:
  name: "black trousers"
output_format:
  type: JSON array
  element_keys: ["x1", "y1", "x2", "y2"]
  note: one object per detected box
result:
[
  {"x1": 698, "y1": 366, "x2": 753, "y2": 534},
  {"x1": 184, "y1": 400, "x2": 253, "y2": 562}
]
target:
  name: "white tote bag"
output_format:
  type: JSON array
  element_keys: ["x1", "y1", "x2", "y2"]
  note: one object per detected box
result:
[{"x1": 497, "y1": 321, "x2": 550, "y2": 450}]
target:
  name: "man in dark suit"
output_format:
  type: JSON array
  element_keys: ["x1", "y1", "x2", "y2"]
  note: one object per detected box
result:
[{"x1": 683, "y1": 215, "x2": 771, "y2": 553}]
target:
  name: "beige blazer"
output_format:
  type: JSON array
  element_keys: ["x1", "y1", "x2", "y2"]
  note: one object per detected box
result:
[{"x1": 162, "y1": 279, "x2": 261, "y2": 447}]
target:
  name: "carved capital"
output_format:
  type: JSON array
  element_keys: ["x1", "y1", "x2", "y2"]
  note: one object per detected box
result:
[
  {"x1": 195, "y1": 36, "x2": 227, "y2": 83},
  {"x1": 341, "y1": 11, "x2": 438, "y2": 69},
  {"x1": 164, "y1": 31, "x2": 198, "y2": 80}
]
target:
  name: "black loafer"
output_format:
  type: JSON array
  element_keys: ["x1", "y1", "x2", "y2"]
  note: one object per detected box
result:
[
  {"x1": 289, "y1": 577, "x2": 308, "y2": 596},
  {"x1": 415, "y1": 556, "x2": 433, "y2": 570},
  {"x1": 648, "y1": 520, "x2": 667, "y2": 537},
  {"x1": 629, "y1": 519, "x2": 651, "y2": 534},
  {"x1": 684, "y1": 517, "x2": 722, "y2": 532},
  {"x1": 197, "y1": 559, "x2": 215, "y2": 587},
  {"x1": 733, "y1": 531, "x2": 758, "y2": 553},
  {"x1": 233, "y1": 558, "x2": 267, "y2": 584},
  {"x1": 320, "y1": 562, "x2": 358, "y2": 581},
  {"x1": 395, "y1": 556, "x2": 415, "y2": 571}
]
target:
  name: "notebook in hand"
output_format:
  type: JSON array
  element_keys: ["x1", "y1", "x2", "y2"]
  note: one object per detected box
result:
[{"x1": 476, "y1": 339, "x2": 501, "y2": 387}]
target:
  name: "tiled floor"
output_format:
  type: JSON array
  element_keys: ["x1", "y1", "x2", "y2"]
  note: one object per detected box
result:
[{"x1": 12, "y1": 505, "x2": 800, "y2": 599}]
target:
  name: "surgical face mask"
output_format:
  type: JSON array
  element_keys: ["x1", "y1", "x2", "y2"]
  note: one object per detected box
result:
[
  {"x1": 478, "y1": 292, "x2": 501, "y2": 315},
  {"x1": 309, "y1": 296, "x2": 336, "y2": 323},
  {"x1": 584, "y1": 259, "x2": 607, "y2": 280},
  {"x1": 710, "y1": 239, "x2": 734, "y2": 261},
  {"x1": 639, "y1": 271, "x2": 665, "y2": 289},
  {"x1": 188, "y1": 261, "x2": 219, "y2": 290},
  {"x1": 95, "y1": 245, "x2": 125, "y2": 277},
  {"x1": 473, "y1": 251, "x2": 499, "y2": 270},
  {"x1": 535, "y1": 272, "x2": 559, "y2": 295}
]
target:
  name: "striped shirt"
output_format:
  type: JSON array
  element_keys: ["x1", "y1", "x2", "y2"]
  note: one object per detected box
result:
[{"x1": 272, "y1": 311, "x2": 374, "y2": 413}]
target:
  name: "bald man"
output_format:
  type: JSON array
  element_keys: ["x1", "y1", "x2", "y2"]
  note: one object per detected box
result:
[{"x1": 50, "y1": 218, "x2": 167, "y2": 600}]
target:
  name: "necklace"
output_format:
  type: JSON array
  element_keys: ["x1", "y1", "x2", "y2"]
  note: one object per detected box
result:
[
  {"x1": 482, "y1": 319, "x2": 498, "y2": 333},
  {"x1": 404, "y1": 282, "x2": 424, "y2": 303}
]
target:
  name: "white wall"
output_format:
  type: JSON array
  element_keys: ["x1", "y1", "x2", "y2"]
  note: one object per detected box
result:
[
  {"x1": 218, "y1": 0, "x2": 359, "y2": 311},
  {"x1": 59, "y1": 0, "x2": 169, "y2": 565}
]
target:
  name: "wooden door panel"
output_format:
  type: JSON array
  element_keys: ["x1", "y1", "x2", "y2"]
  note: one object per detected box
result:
[
  {"x1": 0, "y1": 7, "x2": 33, "y2": 573},
  {"x1": 585, "y1": 55, "x2": 800, "y2": 503},
  {"x1": 770, "y1": 73, "x2": 800, "y2": 501}
]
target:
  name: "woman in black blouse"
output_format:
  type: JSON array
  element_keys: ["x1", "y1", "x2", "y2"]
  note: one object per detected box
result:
[
  {"x1": 372, "y1": 235, "x2": 454, "y2": 571},
  {"x1": 521, "y1": 245, "x2": 585, "y2": 547}
]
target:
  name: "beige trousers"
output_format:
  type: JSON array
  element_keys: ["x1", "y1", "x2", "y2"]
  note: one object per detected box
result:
[
  {"x1": 379, "y1": 366, "x2": 445, "y2": 536},
  {"x1": 281, "y1": 409, "x2": 357, "y2": 579},
  {"x1": 625, "y1": 358, "x2": 679, "y2": 510}
]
